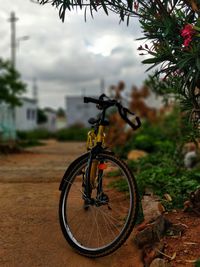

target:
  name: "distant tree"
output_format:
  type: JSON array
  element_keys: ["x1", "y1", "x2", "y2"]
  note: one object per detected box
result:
[
  {"x1": 57, "y1": 107, "x2": 66, "y2": 117},
  {"x1": 37, "y1": 108, "x2": 48, "y2": 124},
  {"x1": 0, "y1": 58, "x2": 26, "y2": 107}
]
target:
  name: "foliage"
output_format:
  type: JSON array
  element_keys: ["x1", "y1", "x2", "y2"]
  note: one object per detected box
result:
[
  {"x1": 36, "y1": 0, "x2": 200, "y2": 119},
  {"x1": 113, "y1": 106, "x2": 200, "y2": 208},
  {"x1": 57, "y1": 107, "x2": 66, "y2": 117},
  {"x1": 37, "y1": 109, "x2": 48, "y2": 124},
  {"x1": 56, "y1": 125, "x2": 89, "y2": 141},
  {"x1": 36, "y1": 0, "x2": 137, "y2": 23},
  {"x1": 115, "y1": 105, "x2": 198, "y2": 157},
  {"x1": 0, "y1": 58, "x2": 26, "y2": 107},
  {"x1": 136, "y1": 0, "x2": 200, "y2": 121},
  {"x1": 17, "y1": 129, "x2": 53, "y2": 141},
  {"x1": 17, "y1": 125, "x2": 89, "y2": 144},
  {"x1": 127, "y1": 155, "x2": 200, "y2": 208},
  {"x1": 196, "y1": 259, "x2": 200, "y2": 267}
]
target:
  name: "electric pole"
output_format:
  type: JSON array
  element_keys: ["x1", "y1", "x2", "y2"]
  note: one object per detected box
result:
[
  {"x1": 33, "y1": 77, "x2": 39, "y2": 105},
  {"x1": 8, "y1": 12, "x2": 18, "y2": 68},
  {"x1": 100, "y1": 78, "x2": 105, "y2": 94}
]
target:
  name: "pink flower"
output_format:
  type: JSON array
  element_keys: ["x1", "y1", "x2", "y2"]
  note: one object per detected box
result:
[
  {"x1": 181, "y1": 24, "x2": 195, "y2": 47},
  {"x1": 181, "y1": 24, "x2": 194, "y2": 38},
  {"x1": 183, "y1": 36, "x2": 192, "y2": 47}
]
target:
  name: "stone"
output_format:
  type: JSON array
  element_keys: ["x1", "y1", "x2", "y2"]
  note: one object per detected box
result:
[
  {"x1": 167, "y1": 223, "x2": 187, "y2": 236},
  {"x1": 143, "y1": 243, "x2": 165, "y2": 267},
  {"x1": 184, "y1": 151, "x2": 197, "y2": 169},
  {"x1": 127, "y1": 149, "x2": 148, "y2": 160},
  {"x1": 142, "y1": 195, "x2": 164, "y2": 222},
  {"x1": 134, "y1": 216, "x2": 172, "y2": 248},
  {"x1": 149, "y1": 258, "x2": 170, "y2": 267}
]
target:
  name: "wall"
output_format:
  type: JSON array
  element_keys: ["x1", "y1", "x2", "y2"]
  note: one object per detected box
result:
[
  {"x1": 0, "y1": 103, "x2": 16, "y2": 140},
  {"x1": 15, "y1": 98, "x2": 37, "y2": 131},
  {"x1": 66, "y1": 96, "x2": 99, "y2": 127}
]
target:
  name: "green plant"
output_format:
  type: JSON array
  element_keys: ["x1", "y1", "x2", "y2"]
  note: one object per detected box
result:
[
  {"x1": 0, "y1": 58, "x2": 26, "y2": 107},
  {"x1": 17, "y1": 129, "x2": 53, "y2": 140},
  {"x1": 55, "y1": 126, "x2": 89, "y2": 141},
  {"x1": 196, "y1": 259, "x2": 200, "y2": 267}
]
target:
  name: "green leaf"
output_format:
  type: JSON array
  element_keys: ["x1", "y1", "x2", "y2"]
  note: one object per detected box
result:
[
  {"x1": 196, "y1": 57, "x2": 200, "y2": 71},
  {"x1": 101, "y1": 0, "x2": 108, "y2": 15},
  {"x1": 142, "y1": 57, "x2": 163, "y2": 64}
]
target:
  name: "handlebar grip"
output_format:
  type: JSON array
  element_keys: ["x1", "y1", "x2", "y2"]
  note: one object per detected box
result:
[
  {"x1": 83, "y1": 96, "x2": 108, "y2": 106},
  {"x1": 118, "y1": 106, "x2": 141, "y2": 130},
  {"x1": 84, "y1": 97, "x2": 99, "y2": 104}
]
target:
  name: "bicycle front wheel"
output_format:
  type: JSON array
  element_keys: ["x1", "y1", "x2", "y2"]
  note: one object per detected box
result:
[{"x1": 59, "y1": 152, "x2": 139, "y2": 257}]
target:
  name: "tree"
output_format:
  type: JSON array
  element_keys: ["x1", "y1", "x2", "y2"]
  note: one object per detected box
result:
[
  {"x1": 37, "y1": 108, "x2": 48, "y2": 124},
  {"x1": 36, "y1": 0, "x2": 200, "y2": 124},
  {"x1": 0, "y1": 58, "x2": 26, "y2": 107}
]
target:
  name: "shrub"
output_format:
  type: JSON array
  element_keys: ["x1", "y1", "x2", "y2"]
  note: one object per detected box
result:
[
  {"x1": 55, "y1": 126, "x2": 88, "y2": 141},
  {"x1": 17, "y1": 129, "x2": 53, "y2": 140}
]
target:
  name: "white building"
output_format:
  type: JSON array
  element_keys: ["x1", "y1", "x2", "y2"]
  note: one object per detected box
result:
[
  {"x1": 15, "y1": 97, "x2": 37, "y2": 131},
  {"x1": 66, "y1": 96, "x2": 99, "y2": 127},
  {"x1": 0, "y1": 102, "x2": 16, "y2": 140},
  {"x1": 43, "y1": 108, "x2": 57, "y2": 132}
]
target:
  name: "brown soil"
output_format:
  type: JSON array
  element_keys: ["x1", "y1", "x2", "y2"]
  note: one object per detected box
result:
[
  {"x1": 0, "y1": 140, "x2": 143, "y2": 267},
  {"x1": 1, "y1": 140, "x2": 199, "y2": 267},
  {"x1": 164, "y1": 210, "x2": 200, "y2": 267}
]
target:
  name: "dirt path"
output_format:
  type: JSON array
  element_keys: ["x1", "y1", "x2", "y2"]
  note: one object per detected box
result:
[{"x1": 0, "y1": 140, "x2": 142, "y2": 267}]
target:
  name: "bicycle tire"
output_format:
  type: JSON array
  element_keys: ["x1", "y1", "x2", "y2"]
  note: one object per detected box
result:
[{"x1": 59, "y1": 151, "x2": 139, "y2": 258}]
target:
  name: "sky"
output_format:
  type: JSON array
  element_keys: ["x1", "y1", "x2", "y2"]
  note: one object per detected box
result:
[{"x1": 0, "y1": 0, "x2": 149, "y2": 109}]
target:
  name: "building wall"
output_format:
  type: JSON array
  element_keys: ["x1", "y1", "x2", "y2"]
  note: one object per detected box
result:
[
  {"x1": 43, "y1": 110, "x2": 57, "y2": 132},
  {"x1": 0, "y1": 103, "x2": 16, "y2": 140},
  {"x1": 15, "y1": 98, "x2": 37, "y2": 131},
  {"x1": 66, "y1": 96, "x2": 99, "y2": 127}
]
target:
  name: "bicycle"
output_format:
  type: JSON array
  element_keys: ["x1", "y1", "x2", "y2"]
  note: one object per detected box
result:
[{"x1": 59, "y1": 94, "x2": 141, "y2": 258}]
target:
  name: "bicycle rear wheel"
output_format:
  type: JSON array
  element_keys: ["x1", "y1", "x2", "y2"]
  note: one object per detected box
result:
[{"x1": 59, "y1": 152, "x2": 139, "y2": 257}]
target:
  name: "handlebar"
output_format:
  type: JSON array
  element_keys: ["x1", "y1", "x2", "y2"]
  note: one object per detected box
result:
[{"x1": 83, "y1": 95, "x2": 141, "y2": 131}]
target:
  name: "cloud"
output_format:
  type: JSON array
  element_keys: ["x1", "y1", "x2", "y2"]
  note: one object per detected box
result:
[{"x1": 0, "y1": 0, "x2": 148, "y2": 109}]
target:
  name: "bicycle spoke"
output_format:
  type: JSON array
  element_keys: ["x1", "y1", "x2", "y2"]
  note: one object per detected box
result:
[{"x1": 60, "y1": 153, "x2": 138, "y2": 255}]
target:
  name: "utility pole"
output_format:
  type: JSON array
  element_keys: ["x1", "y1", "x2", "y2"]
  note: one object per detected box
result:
[
  {"x1": 8, "y1": 12, "x2": 18, "y2": 68},
  {"x1": 100, "y1": 78, "x2": 105, "y2": 95},
  {"x1": 33, "y1": 77, "x2": 38, "y2": 105}
]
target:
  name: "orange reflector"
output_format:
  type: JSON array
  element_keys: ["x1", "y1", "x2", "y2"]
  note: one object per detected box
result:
[{"x1": 98, "y1": 163, "x2": 107, "y2": 170}]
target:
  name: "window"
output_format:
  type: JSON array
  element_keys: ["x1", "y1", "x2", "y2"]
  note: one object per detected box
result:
[{"x1": 27, "y1": 109, "x2": 31, "y2": 120}]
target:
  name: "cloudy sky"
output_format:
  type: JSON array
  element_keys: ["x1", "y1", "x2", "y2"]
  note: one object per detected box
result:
[{"x1": 0, "y1": 0, "x2": 149, "y2": 109}]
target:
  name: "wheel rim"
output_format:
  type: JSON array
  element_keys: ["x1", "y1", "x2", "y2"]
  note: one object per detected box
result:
[{"x1": 61, "y1": 156, "x2": 134, "y2": 251}]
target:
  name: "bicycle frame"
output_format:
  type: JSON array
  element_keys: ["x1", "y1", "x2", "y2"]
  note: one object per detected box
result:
[{"x1": 85, "y1": 119, "x2": 107, "y2": 199}]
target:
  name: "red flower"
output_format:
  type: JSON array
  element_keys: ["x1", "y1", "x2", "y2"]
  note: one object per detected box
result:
[
  {"x1": 183, "y1": 36, "x2": 192, "y2": 47},
  {"x1": 181, "y1": 24, "x2": 195, "y2": 47},
  {"x1": 181, "y1": 24, "x2": 194, "y2": 38}
]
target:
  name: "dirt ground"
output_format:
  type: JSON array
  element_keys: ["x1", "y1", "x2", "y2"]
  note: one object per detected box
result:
[
  {"x1": 0, "y1": 140, "x2": 143, "y2": 267},
  {"x1": 164, "y1": 210, "x2": 200, "y2": 267}
]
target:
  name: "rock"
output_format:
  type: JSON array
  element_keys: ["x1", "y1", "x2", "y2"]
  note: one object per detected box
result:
[
  {"x1": 167, "y1": 223, "x2": 187, "y2": 236},
  {"x1": 127, "y1": 149, "x2": 148, "y2": 160},
  {"x1": 134, "y1": 216, "x2": 172, "y2": 248},
  {"x1": 184, "y1": 188, "x2": 200, "y2": 215},
  {"x1": 143, "y1": 243, "x2": 165, "y2": 267},
  {"x1": 184, "y1": 151, "x2": 197, "y2": 169},
  {"x1": 142, "y1": 195, "x2": 165, "y2": 222},
  {"x1": 149, "y1": 258, "x2": 170, "y2": 267}
]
